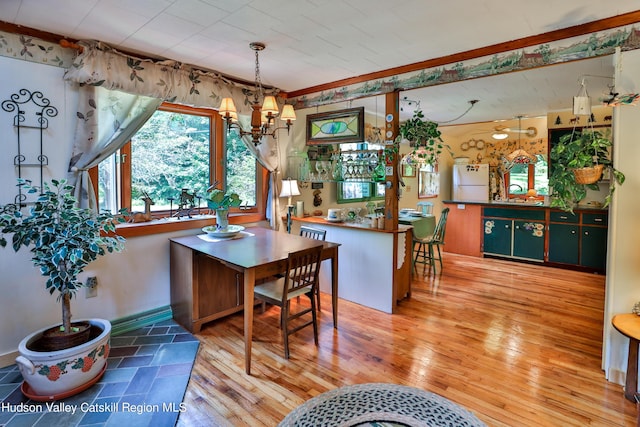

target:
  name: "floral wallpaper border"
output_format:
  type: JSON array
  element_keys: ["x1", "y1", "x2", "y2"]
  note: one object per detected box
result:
[
  {"x1": 3, "y1": 23, "x2": 640, "y2": 114},
  {"x1": 0, "y1": 30, "x2": 75, "y2": 68},
  {"x1": 290, "y1": 24, "x2": 640, "y2": 109}
]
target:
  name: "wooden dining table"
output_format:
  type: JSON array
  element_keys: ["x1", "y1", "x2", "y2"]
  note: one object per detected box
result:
[{"x1": 169, "y1": 227, "x2": 340, "y2": 375}]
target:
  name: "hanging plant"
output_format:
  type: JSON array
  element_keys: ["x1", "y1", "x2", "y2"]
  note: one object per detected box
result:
[
  {"x1": 549, "y1": 129, "x2": 625, "y2": 212},
  {"x1": 383, "y1": 144, "x2": 399, "y2": 163},
  {"x1": 396, "y1": 109, "x2": 452, "y2": 165}
]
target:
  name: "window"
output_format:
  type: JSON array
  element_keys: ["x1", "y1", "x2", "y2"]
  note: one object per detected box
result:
[
  {"x1": 225, "y1": 127, "x2": 257, "y2": 207},
  {"x1": 507, "y1": 154, "x2": 549, "y2": 196},
  {"x1": 96, "y1": 103, "x2": 261, "y2": 222}
]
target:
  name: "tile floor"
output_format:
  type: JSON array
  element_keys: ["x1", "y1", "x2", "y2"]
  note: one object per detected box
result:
[{"x1": 0, "y1": 319, "x2": 199, "y2": 427}]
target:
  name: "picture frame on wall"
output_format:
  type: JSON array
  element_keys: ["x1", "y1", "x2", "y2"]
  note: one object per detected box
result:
[
  {"x1": 418, "y1": 166, "x2": 440, "y2": 199},
  {"x1": 306, "y1": 107, "x2": 365, "y2": 145},
  {"x1": 401, "y1": 163, "x2": 416, "y2": 178}
]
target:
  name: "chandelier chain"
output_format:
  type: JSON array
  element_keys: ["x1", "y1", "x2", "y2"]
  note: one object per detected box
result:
[{"x1": 254, "y1": 48, "x2": 262, "y2": 103}]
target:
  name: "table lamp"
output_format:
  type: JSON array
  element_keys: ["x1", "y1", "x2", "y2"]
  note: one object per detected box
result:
[{"x1": 279, "y1": 178, "x2": 300, "y2": 233}]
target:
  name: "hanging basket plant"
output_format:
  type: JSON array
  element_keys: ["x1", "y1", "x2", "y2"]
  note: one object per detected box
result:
[
  {"x1": 395, "y1": 109, "x2": 451, "y2": 166},
  {"x1": 572, "y1": 163, "x2": 604, "y2": 184},
  {"x1": 549, "y1": 129, "x2": 625, "y2": 212}
]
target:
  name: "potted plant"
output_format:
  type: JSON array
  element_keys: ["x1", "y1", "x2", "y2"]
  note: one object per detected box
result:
[
  {"x1": 0, "y1": 179, "x2": 126, "y2": 398},
  {"x1": 205, "y1": 184, "x2": 242, "y2": 230},
  {"x1": 395, "y1": 109, "x2": 452, "y2": 166},
  {"x1": 549, "y1": 129, "x2": 625, "y2": 212}
]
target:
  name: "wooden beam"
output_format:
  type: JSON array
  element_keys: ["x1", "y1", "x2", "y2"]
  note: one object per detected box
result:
[
  {"x1": 285, "y1": 11, "x2": 640, "y2": 98},
  {"x1": 384, "y1": 92, "x2": 399, "y2": 231}
]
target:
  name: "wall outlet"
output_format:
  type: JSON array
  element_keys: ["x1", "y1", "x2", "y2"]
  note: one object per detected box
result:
[{"x1": 85, "y1": 276, "x2": 98, "y2": 298}]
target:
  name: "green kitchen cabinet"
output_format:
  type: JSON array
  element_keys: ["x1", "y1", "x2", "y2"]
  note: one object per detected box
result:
[
  {"x1": 481, "y1": 206, "x2": 607, "y2": 271},
  {"x1": 483, "y1": 209, "x2": 544, "y2": 261},
  {"x1": 548, "y1": 223, "x2": 580, "y2": 265},
  {"x1": 513, "y1": 220, "x2": 545, "y2": 261},
  {"x1": 581, "y1": 226, "x2": 608, "y2": 270},
  {"x1": 547, "y1": 210, "x2": 607, "y2": 271},
  {"x1": 483, "y1": 218, "x2": 511, "y2": 256}
]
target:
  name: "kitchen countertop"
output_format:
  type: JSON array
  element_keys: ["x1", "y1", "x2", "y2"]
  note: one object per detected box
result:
[
  {"x1": 443, "y1": 200, "x2": 608, "y2": 211},
  {"x1": 293, "y1": 216, "x2": 413, "y2": 233}
]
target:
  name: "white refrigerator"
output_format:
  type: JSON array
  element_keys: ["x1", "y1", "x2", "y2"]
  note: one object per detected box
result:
[{"x1": 452, "y1": 164, "x2": 490, "y2": 202}]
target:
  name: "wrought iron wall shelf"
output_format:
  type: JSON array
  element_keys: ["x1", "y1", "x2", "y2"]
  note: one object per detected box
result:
[{"x1": 2, "y1": 89, "x2": 57, "y2": 208}]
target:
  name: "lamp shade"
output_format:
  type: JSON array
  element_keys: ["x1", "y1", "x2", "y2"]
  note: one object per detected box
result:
[
  {"x1": 280, "y1": 104, "x2": 297, "y2": 121},
  {"x1": 279, "y1": 179, "x2": 300, "y2": 198},
  {"x1": 573, "y1": 95, "x2": 591, "y2": 115},
  {"x1": 219, "y1": 97, "x2": 237, "y2": 115},
  {"x1": 573, "y1": 81, "x2": 591, "y2": 115},
  {"x1": 261, "y1": 95, "x2": 279, "y2": 115}
]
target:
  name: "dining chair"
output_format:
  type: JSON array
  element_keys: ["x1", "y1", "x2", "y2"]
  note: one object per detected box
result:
[
  {"x1": 253, "y1": 245, "x2": 323, "y2": 359},
  {"x1": 300, "y1": 225, "x2": 327, "y2": 241},
  {"x1": 299, "y1": 225, "x2": 327, "y2": 309},
  {"x1": 416, "y1": 201, "x2": 434, "y2": 216},
  {"x1": 413, "y1": 207, "x2": 450, "y2": 275}
]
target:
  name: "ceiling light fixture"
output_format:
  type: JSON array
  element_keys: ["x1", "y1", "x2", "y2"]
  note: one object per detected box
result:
[
  {"x1": 491, "y1": 131, "x2": 509, "y2": 140},
  {"x1": 218, "y1": 42, "x2": 296, "y2": 146}
]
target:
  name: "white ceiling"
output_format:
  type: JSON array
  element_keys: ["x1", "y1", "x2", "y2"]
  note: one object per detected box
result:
[{"x1": 2, "y1": 0, "x2": 638, "y2": 124}]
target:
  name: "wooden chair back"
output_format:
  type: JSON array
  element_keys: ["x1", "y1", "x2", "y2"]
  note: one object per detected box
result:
[
  {"x1": 300, "y1": 225, "x2": 327, "y2": 241},
  {"x1": 431, "y1": 207, "x2": 450, "y2": 244},
  {"x1": 282, "y1": 245, "x2": 323, "y2": 304}
]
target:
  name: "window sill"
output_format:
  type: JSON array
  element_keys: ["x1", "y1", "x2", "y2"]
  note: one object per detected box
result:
[{"x1": 115, "y1": 212, "x2": 264, "y2": 238}]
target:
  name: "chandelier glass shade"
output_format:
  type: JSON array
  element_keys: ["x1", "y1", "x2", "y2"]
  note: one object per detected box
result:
[
  {"x1": 218, "y1": 42, "x2": 296, "y2": 145},
  {"x1": 503, "y1": 116, "x2": 537, "y2": 165}
]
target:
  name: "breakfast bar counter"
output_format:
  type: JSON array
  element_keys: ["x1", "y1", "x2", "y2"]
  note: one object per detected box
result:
[{"x1": 292, "y1": 216, "x2": 412, "y2": 313}]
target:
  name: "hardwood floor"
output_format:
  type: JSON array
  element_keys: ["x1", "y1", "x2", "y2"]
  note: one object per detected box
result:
[{"x1": 177, "y1": 254, "x2": 637, "y2": 426}]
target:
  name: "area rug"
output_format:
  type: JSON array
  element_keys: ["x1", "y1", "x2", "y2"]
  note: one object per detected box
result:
[
  {"x1": 0, "y1": 319, "x2": 198, "y2": 427},
  {"x1": 279, "y1": 383, "x2": 487, "y2": 427}
]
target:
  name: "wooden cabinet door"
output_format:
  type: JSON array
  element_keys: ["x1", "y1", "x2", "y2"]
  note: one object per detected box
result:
[
  {"x1": 548, "y1": 223, "x2": 579, "y2": 265},
  {"x1": 513, "y1": 220, "x2": 544, "y2": 261},
  {"x1": 483, "y1": 218, "x2": 511, "y2": 256},
  {"x1": 195, "y1": 253, "x2": 243, "y2": 319},
  {"x1": 581, "y1": 226, "x2": 608, "y2": 270},
  {"x1": 444, "y1": 203, "x2": 482, "y2": 256}
]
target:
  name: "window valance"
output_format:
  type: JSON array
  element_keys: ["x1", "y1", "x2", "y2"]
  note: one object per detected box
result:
[{"x1": 63, "y1": 41, "x2": 280, "y2": 115}]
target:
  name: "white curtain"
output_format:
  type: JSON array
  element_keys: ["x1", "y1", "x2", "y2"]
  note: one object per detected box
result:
[
  {"x1": 236, "y1": 115, "x2": 284, "y2": 230},
  {"x1": 66, "y1": 85, "x2": 161, "y2": 208}
]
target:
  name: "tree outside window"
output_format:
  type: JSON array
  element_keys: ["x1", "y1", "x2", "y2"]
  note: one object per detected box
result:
[{"x1": 97, "y1": 103, "x2": 260, "y2": 220}]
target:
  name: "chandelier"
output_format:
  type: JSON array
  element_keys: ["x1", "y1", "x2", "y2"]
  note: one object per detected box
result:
[{"x1": 218, "y1": 42, "x2": 296, "y2": 145}]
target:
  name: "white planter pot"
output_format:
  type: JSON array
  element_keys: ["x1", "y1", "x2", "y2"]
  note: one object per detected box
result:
[{"x1": 16, "y1": 318, "x2": 111, "y2": 397}]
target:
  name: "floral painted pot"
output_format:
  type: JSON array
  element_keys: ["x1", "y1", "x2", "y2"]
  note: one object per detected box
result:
[{"x1": 15, "y1": 318, "x2": 110, "y2": 397}]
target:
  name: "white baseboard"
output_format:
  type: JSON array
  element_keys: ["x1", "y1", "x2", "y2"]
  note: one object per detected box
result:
[{"x1": 608, "y1": 368, "x2": 626, "y2": 386}]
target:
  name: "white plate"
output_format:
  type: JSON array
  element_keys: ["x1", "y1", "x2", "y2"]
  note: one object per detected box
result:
[
  {"x1": 325, "y1": 217, "x2": 343, "y2": 223},
  {"x1": 202, "y1": 225, "x2": 245, "y2": 238},
  {"x1": 410, "y1": 212, "x2": 426, "y2": 217}
]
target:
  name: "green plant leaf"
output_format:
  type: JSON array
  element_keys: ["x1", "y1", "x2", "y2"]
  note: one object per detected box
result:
[{"x1": 549, "y1": 129, "x2": 625, "y2": 212}]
